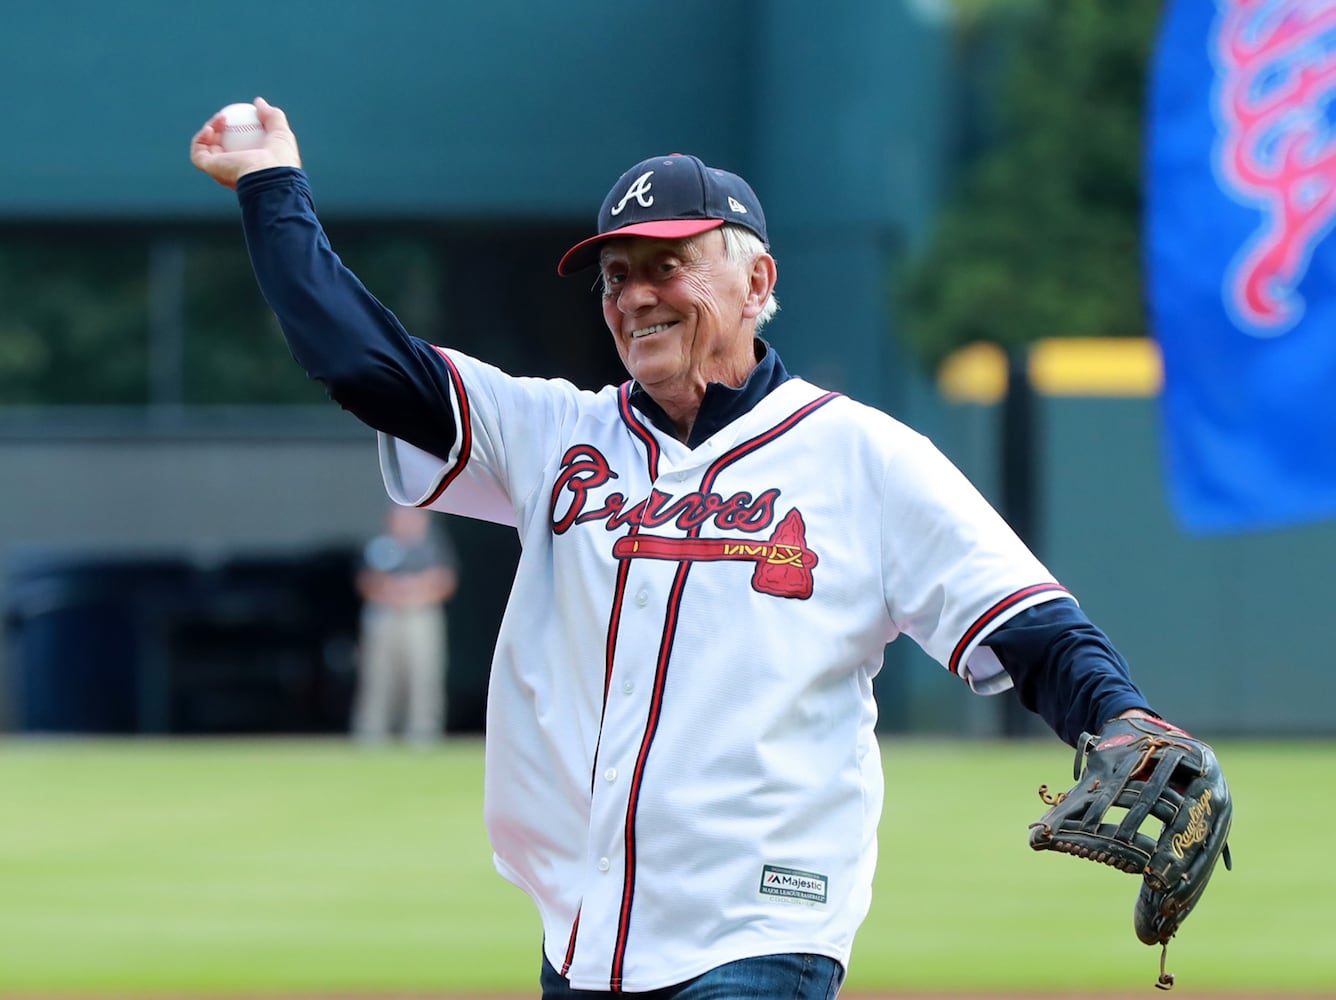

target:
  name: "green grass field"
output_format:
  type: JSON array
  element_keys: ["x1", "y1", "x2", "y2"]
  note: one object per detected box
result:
[{"x1": 0, "y1": 737, "x2": 1327, "y2": 997}]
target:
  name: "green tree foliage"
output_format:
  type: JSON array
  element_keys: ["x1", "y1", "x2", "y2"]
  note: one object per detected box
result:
[
  {"x1": 899, "y1": 0, "x2": 1165, "y2": 367},
  {"x1": 0, "y1": 229, "x2": 444, "y2": 407},
  {"x1": 182, "y1": 239, "x2": 328, "y2": 406},
  {"x1": 0, "y1": 237, "x2": 150, "y2": 404},
  {"x1": 182, "y1": 233, "x2": 446, "y2": 406}
]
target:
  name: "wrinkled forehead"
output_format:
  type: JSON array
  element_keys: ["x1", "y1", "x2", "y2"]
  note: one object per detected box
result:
[{"x1": 597, "y1": 230, "x2": 722, "y2": 269}]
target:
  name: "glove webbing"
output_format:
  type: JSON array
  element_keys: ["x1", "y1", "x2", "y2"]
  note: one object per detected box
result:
[
  {"x1": 1113, "y1": 745, "x2": 1184, "y2": 848},
  {"x1": 1065, "y1": 733, "x2": 1189, "y2": 870}
]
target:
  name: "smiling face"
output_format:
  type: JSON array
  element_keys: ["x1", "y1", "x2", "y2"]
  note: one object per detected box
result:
[{"x1": 599, "y1": 230, "x2": 775, "y2": 435}]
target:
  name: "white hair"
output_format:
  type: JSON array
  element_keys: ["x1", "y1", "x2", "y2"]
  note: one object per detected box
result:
[{"x1": 721, "y1": 224, "x2": 779, "y2": 332}]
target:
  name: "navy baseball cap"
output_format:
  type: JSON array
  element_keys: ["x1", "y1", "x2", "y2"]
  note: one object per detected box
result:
[{"x1": 557, "y1": 153, "x2": 768, "y2": 275}]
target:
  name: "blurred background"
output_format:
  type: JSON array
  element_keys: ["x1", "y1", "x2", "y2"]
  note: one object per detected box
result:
[{"x1": 3, "y1": 0, "x2": 1334, "y2": 743}]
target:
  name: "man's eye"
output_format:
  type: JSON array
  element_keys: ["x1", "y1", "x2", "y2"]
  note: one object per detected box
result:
[{"x1": 605, "y1": 273, "x2": 626, "y2": 286}]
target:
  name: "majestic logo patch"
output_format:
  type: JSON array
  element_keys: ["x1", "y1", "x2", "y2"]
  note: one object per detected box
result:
[
  {"x1": 610, "y1": 171, "x2": 655, "y2": 216},
  {"x1": 759, "y1": 864, "x2": 828, "y2": 904}
]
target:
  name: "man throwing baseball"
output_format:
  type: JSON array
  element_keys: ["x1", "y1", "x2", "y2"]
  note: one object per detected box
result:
[{"x1": 191, "y1": 99, "x2": 1225, "y2": 998}]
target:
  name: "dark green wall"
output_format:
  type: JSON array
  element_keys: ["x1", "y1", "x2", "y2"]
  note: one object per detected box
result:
[
  {"x1": 901, "y1": 390, "x2": 1336, "y2": 738},
  {"x1": 2, "y1": 0, "x2": 953, "y2": 407},
  {"x1": 5, "y1": 2, "x2": 1330, "y2": 735},
  {"x1": 1041, "y1": 395, "x2": 1336, "y2": 736},
  {"x1": 4, "y1": 0, "x2": 756, "y2": 219}
]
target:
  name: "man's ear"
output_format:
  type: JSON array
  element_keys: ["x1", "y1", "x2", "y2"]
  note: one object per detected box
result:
[{"x1": 742, "y1": 253, "x2": 778, "y2": 319}]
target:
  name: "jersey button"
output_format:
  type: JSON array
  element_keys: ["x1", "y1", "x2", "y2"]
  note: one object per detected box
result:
[
  {"x1": 604, "y1": 767, "x2": 618, "y2": 783},
  {"x1": 597, "y1": 857, "x2": 611, "y2": 872},
  {"x1": 622, "y1": 680, "x2": 634, "y2": 695},
  {"x1": 635, "y1": 589, "x2": 649, "y2": 607}
]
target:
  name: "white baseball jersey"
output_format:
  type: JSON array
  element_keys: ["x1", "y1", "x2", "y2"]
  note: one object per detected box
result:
[{"x1": 377, "y1": 348, "x2": 1066, "y2": 992}]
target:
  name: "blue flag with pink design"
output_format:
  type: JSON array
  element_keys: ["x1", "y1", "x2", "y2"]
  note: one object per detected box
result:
[{"x1": 1147, "y1": 0, "x2": 1336, "y2": 533}]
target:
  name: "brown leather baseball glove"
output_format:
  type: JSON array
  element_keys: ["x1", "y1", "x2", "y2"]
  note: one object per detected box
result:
[{"x1": 1028, "y1": 715, "x2": 1233, "y2": 990}]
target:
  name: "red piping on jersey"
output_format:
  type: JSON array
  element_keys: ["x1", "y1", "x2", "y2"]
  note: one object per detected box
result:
[
  {"x1": 607, "y1": 389, "x2": 840, "y2": 988},
  {"x1": 418, "y1": 348, "x2": 473, "y2": 507},
  {"x1": 616, "y1": 382, "x2": 662, "y2": 479},
  {"x1": 948, "y1": 582, "x2": 1071, "y2": 676},
  {"x1": 602, "y1": 561, "x2": 631, "y2": 707},
  {"x1": 701, "y1": 393, "x2": 840, "y2": 486},
  {"x1": 560, "y1": 906, "x2": 581, "y2": 979},
  {"x1": 562, "y1": 384, "x2": 662, "y2": 981},
  {"x1": 609, "y1": 382, "x2": 663, "y2": 704},
  {"x1": 612, "y1": 555, "x2": 691, "y2": 991}
]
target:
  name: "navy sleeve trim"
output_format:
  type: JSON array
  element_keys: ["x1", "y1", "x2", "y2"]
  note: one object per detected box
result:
[
  {"x1": 417, "y1": 347, "x2": 473, "y2": 507},
  {"x1": 949, "y1": 583, "x2": 1071, "y2": 676}
]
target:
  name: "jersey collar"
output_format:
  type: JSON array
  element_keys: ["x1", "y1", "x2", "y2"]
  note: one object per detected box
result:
[{"x1": 627, "y1": 339, "x2": 793, "y2": 447}]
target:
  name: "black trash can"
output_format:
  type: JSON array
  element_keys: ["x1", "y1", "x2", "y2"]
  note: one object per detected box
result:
[
  {"x1": 162, "y1": 547, "x2": 360, "y2": 734},
  {"x1": 4, "y1": 550, "x2": 196, "y2": 733}
]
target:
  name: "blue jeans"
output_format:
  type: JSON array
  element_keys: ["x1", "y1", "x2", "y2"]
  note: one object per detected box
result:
[{"x1": 540, "y1": 952, "x2": 844, "y2": 999}]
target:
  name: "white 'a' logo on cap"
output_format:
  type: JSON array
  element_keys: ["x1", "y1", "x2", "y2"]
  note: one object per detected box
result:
[
  {"x1": 728, "y1": 196, "x2": 748, "y2": 214},
  {"x1": 610, "y1": 171, "x2": 655, "y2": 216}
]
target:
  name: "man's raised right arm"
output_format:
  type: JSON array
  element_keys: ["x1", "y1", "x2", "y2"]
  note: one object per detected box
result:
[
  {"x1": 190, "y1": 98, "x2": 457, "y2": 460},
  {"x1": 236, "y1": 167, "x2": 457, "y2": 458}
]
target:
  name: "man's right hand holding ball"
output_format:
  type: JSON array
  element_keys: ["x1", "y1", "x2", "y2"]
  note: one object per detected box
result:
[{"x1": 190, "y1": 96, "x2": 301, "y2": 189}]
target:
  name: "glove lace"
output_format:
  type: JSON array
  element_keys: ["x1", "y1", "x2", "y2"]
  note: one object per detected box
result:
[
  {"x1": 1156, "y1": 941, "x2": 1175, "y2": 991},
  {"x1": 1036, "y1": 784, "x2": 1067, "y2": 806}
]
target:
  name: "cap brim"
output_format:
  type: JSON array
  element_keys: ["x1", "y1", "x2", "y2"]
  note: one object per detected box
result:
[{"x1": 556, "y1": 218, "x2": 726, "y2": 276}]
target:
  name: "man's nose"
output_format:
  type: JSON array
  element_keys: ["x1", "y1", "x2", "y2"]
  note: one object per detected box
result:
[{"x1": 617, "y1": 276, "x2": 657, "y2": 312}]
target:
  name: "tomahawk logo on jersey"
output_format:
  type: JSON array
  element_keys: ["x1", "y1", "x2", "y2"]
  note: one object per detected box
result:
[{"x1": 551, "y1": 443, "x2": 819, "y2": 600}]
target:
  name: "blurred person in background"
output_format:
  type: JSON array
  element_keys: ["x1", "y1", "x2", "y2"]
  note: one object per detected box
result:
[{"x1": 353, "y1": 504, "x2": 459, "y2": 745}]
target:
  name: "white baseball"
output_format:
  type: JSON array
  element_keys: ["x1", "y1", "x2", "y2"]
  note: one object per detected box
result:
[{"x1": 218, "y1": 102, "x2": 266, "y2": 152}]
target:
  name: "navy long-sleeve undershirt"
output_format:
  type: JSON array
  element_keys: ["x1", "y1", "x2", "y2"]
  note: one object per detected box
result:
[
  {"x1": 988, "y1": 600, "x2": 1150, "y2": 745},
  {"x1": 238, "y1": 166, "x2": 459, "y2": 460}
]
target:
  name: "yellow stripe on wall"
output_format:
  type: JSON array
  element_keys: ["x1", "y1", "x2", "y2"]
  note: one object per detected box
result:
[
  {"x1": 936, "y1": 338, "x2": 1162, "y2": 403},
  {"x1": 937, "y1": 341, "x2": 1010, "y2": 405},
  {"x1": 1029, "y1": 338, "x2": 1162, "y2": 397}
]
